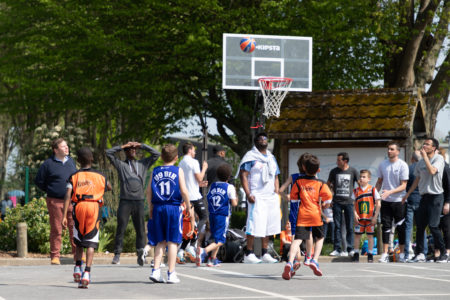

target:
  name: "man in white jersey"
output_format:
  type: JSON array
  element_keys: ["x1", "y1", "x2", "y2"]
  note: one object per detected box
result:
[
  {"x1": 238, "y1": 132, "x2": 280, "y2": 263},
  {"x1": 179, "y1": 142, "x2": 208, "y2": 254},
  {"x1": 375, "y1": 141, "x2": 409, "y2": 263},
  {"x1": 403, "y1": 138, "x2": 447, "y2": 262}
]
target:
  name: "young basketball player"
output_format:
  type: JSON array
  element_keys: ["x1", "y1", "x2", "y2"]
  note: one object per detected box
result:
[
  {"x1": 278, "y1": 153, "x2": 313, "y2": 272},
  {"x1": 146, "y1": 144, "x2": 195, "y2": 284},
  {"x1": 282, "y1": 154, "x2": 332, "y2": 280},
  {"x1": 198, "y1": 163, "x2": 238, "y2": 267},
  {"x1": 177, "y1": 202, "x2": 197, "y2": 264},
  {"x1": 62, "y1": 147, "x2": 112, "y2": 289},
  {"x1": 352, "y1": 170, "x2": 381, "y2": 262}
]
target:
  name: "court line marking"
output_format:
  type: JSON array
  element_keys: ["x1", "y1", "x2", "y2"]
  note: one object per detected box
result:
[
  {"x1": 177, "y1": 272, "x2": 300, "y2": 300},
  {"x1": 364, "y1": 268, "x2": 450, "y2": 283}
]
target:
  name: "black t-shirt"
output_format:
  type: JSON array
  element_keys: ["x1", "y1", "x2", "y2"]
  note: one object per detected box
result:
[{"x1": 327, "y1": 166, "x2": 359, "y2": 204}]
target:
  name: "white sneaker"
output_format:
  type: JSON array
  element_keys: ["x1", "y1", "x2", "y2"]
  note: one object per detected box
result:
[
  {"x1": 378, "y1": 253, "x2": 389, "y2": 263},
  {"x1": 329, "y1": 250, "x2": 340, "y2": 256},
  {"x1": 149, "y1": 269, "x2": 166, "y2": 283},
  {"x1": 167, "y1": 271, "x2": 180, "y2": 284},
  {"x1": 348, "y1": 250, "x2": 355, "y2": 257},
  {"x1": 409, "y1": 253, "x2": 426, "y2": 263},
  {"x1": 397, "y1": 253, "x2": 406, "y2": 263},
  {"x1": 261, "y1": 253, "x2": 278, "y2": 263},
  {"x1": 186, "y1": 246, "x2": 197, "y2": 261},
  {"x1": 340, "y1": 251, "x2": 348, "y2": 257},
  {"x1": 244, "y1": 253, "x2": 262, "y2": 264}
]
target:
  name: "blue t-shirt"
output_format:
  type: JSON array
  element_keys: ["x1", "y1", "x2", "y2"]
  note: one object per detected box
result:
[
  {"x1": 151, "y1": 165, "x2": 182, "y2": 205},
  {"x1": 207, "y1": 182, "x2": 231, "y2": 216}
]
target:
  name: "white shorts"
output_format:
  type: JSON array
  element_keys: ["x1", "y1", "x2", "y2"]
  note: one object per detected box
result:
[{"x1": 246, "y1": 193, "x2": 281, "y2": 237}]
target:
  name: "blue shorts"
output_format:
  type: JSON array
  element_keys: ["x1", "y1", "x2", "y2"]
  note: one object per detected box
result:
[
  {"x1": 209, "y1": 214, "x2": 229, "y2": 244},
  {"x1": 289, "y1": 200, "x2": 300, "y2": 235},
  {"x1": 148, "y1": 204, "x2": 183, "y2": 246}
]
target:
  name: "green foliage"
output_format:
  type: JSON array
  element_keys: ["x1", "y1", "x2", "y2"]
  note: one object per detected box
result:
[
  {"x1": 0, "y1": 197, "x2": 71, "y2": 254},
  {"x1": 229, "y1": 210, "x2": 246, "y2": 229},
  {"x1": 102, "y1": 216, "x2": 137, "y2": 253},
  {"x1": 97, "y1": 230, "x2": 113, "y2": 253}
]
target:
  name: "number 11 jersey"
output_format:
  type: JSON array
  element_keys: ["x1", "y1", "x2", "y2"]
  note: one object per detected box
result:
[{"x1": 151, "y1": 165, "x2": 182, "y2": 205}]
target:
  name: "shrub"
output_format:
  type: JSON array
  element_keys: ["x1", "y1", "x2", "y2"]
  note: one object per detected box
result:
[
  {"x1": 0, "y1": 197, "x2": 71, "y2": 254},
  {"x1": 229, "y1": 210, "x2": 246, "y2": 229},
  {"x1": 102, "y1": 216, "x2": 138, "y2": 253}
]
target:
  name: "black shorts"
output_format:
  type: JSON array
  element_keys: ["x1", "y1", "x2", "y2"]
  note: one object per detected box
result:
[{"x1": 294, "y1": 225, "x2": 324, "y2": 240}]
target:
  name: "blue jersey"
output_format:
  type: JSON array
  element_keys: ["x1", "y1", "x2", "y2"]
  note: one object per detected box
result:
[
  {"x1": 207, "y1": 182, "x2": 231, "y2": 216},
  {"x1": 151, "y1": 165, "x2": 182, "y2": 205}
]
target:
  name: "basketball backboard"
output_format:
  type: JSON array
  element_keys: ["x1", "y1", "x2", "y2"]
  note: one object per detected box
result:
[{"x1": 223, "y1": 33, "x2": 312, "y2": 92}]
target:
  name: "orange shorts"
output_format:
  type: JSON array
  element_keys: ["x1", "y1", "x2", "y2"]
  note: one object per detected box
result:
[
  {"x1": 72, "y1": 201, "x2": 100, "y2": 248},
  {"x1": 354, "y1": 219, "x2": 375, "y2": 235}
]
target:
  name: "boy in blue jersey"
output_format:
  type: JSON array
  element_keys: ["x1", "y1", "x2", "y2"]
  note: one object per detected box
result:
[
  {"x1": 198, "y1": 163, "x2": 238, "y2": 267},
  {"x1": 146, "y1": 144, "x2": 195, "y2": 284}
]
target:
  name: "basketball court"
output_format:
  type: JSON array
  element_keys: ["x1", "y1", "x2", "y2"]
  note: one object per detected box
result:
[{"x1": 2, "y1": 262, "x2": 450, "y2": 299}]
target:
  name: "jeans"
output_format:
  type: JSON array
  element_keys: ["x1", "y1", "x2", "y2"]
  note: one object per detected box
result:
[
  {"x1": 416, "y1": 194, "x2": 445, "y2": 255},
  {"x1": 114, "y1": 199, "x2": 146, "y2": 254},
  {"x1": 323, "y1": 221, "x2": 335, "y2": 244},
  {"x1": 332, "y1": 202, "x2": 354, "y2": 252},
  {"x1": 404, "y1": 201, "x2": 427, "y2": 257}
]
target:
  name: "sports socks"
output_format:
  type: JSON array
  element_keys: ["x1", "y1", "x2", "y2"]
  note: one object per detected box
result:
[
  {"x1": 84, "y1": 266, "x2": 91, "y2": 272},
  {"x1": 261, "y1": 248, "x2": 268, "y2": 255},
  {"x1": 76, "y1": 260, "x2": 82, "y2": 267}
]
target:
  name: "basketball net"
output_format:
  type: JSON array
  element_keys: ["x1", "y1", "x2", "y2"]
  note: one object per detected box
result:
[{"x1": 258, "y1": 77, "x2": 292, "y2": 118}]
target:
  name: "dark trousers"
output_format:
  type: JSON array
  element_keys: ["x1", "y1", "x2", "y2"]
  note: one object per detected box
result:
[
  {"x1": 114, "y1": 199, "x2": 146, "y2": 254},
  {"x1": 380, "y1": 201, "x2": 406, "y2": 245},
  {"x1": 416, "y1": 194, "x2": 445, "y2": 254},
  {"x1": 440, "y1": 213, "x2": 450, "y2": 250},
  {"x1": 332, "y1": 202, "x2": 354, "y2": 252}
]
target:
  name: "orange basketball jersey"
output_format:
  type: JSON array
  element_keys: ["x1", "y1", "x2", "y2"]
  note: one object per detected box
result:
[
  {"x1": 353, "y1": 185, "x2": 376, "y2": 221},
  {"x1": 290, "y1": 176, "x2": 332, "y2": 227},
  {"x1": 69, "y1": 169, "x2": 107, "y2": 205}
]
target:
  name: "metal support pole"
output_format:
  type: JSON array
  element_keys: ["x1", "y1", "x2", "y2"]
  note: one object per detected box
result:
[{"x1": 25, "y1": 167, "x2": 29, "y2": 204}]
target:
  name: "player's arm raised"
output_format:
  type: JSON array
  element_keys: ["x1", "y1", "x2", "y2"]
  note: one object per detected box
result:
[{"x1": 179, "y1": 168, "x2": 195, "y2": 236}]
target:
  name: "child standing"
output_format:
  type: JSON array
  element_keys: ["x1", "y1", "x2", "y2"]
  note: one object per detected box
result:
[
  {"x1": 146, "y1": 144, "x2": 195, "y2": 284},
  {"x1": 351, "y1": 170, "x2": 381, "y2": 262},
  {"x1": 282, "y1": 154, "x2": 332, "y2": 280},
  {"x1": 62, "y1": 147, "x2": 112, "y2": 289},
  {"x1": 198, "y1": 163, "x2": 238, "y2": 266}
]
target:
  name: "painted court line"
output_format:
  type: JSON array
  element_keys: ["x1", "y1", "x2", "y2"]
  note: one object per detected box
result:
[
  {"x1": 365, "y1": 268, "x2": 450, "y2": 283},
  {"x1": 177, "y1": 271, "x2": 301, "y2": 300}
]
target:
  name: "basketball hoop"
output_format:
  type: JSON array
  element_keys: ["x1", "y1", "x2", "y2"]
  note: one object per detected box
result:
[{"x1": 258, "y1": 77, "x2": 292, "y2": 118}]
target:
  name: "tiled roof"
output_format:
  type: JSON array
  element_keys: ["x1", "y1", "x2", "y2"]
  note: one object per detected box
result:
[{"x1": 266, "y1": 88, "x2": 425, "y2": 140}]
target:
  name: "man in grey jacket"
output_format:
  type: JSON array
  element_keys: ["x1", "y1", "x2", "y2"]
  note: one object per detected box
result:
[{"x1": 106, "y1": 141, "x2": 160, "y2": 265}]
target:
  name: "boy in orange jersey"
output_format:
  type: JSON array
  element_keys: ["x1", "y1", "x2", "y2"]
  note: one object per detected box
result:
[
  {"x1": 177, "y1": 202, "x2": 197, "y2": 264},
  {"x1": 282, "y1": 154, "x2": 332, "y2": 280},
  {"x1": 351, "y1": 170, "x2": 381, "y2": 263},
  {"x1": 62, "y1": 147, "x2": 112, "y2": 288}
]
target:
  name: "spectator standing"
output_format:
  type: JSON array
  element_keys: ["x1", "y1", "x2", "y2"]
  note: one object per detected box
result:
[
  {"x1": 439, "y1": 147, "x2": 450, "y2": 260},
  {"x1": 206, "y1": 145, "x2": 230, "y2": 186},
  {"x1": 106, "y1": 141, "x2": 160, "y2": 265},
  {"x1": 376, "y1": 141, "x2": 409, "y2": 263},
  {"x1": 327, "y1": 152, "x2": 359, "y2": 257},
  {"x1": 404, "y1": 150, "x2": 427, "y2": 260},
  {"x1": 403, "y1": 138, "x2": 447, "y2": 262},
  {"x1": 35, "y1": 138, "x2": 77, "y2": 265},
  {"x1": 238, "y1": 132, "x2": 280, "y2": 264}
]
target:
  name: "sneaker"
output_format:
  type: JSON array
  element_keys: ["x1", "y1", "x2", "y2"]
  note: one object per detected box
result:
[
  {"x1": 149, "y1": 269, "x2": 166, "y2": 283},
  {"x1": 303, "y1": 256, "x2": 311, "y2": 266},
  {"x1": 329, "y1": 250, "x2": 340, "y2": 256},
  {"x1": 436, "y1": 253, "x2": 449, "y2": 263},
  {"x1": 367, "y1": 253, "x2": 374, "y2": 263},
  {"x1": 348, "y1": 250, "x2": 355, "y2": 257},
  {"x1": 292, "y1": 259, "x2": 301, "y2": 276},
  {"x1": 397, "y1": 253, "x2": 406, "y2": 263},
  {"x1": 167, "y1": 271, "x2": 180, "y2": 284},
  {"x1": 282, "y1": 263, "x2": 293, "y2": 280},
  {"x1": 352, "y1": 252, "x2": 359, "y2": 262},
  {"x1": 244, "y1": 253, "x2": 262, "y2": 264},
  {"x1": 112, "y1": 254, "x2": 120, "y2": 265},
  {"x1": 137, "y1": 248, "x2": 146, "y2": 266},
  {"x1": 207, "y1": 258, "x2": 221, "y2": 267},
  {"x1": 378, "y1": 253, "x2": 389, "y2": 263},
  {"x1": 73, "y1": 265, "x2": 82, "y2": 283},
  {"x1": 409, "y1": 253, "x2": 426, "y2": 263},
  {"x1": 261, "y1": 253, "x2": 278, "y2": 263},
  {"x1": 308, "y1": 259, "x2": 323, "y2": 276},
  {"x1": 196, "y1": 248, "x2": 208, "y2": 267},
  {"x1": 186, "y1": 246, "x2": 197, "y2": 261},
  {"x1": 340, "y1": 251, "x2": 348, "y2": 257},
  {"x1": 79, "y1": 272, "x2": 90, "y2": 289},
  {"x1": 51, "y1": 257, "x2": 61, "y2": 265}
]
